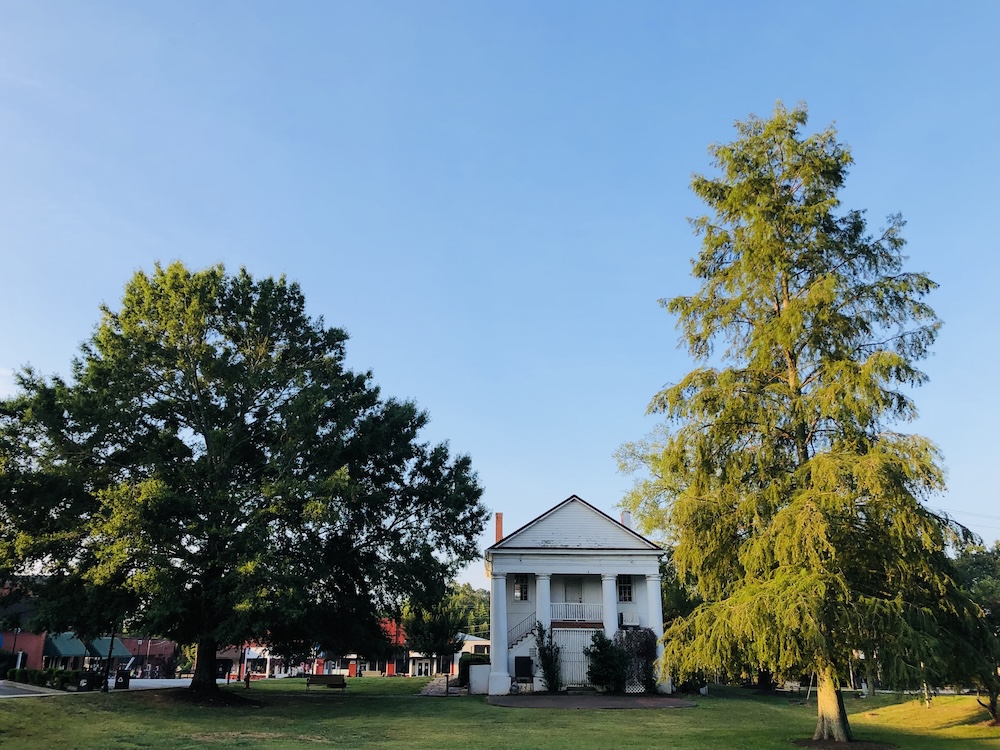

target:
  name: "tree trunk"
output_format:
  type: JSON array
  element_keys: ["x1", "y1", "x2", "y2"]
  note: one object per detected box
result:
[
  {"x1": 190, "y1": 636, "x2": 219, "y2": 693},
  {"x1": 977, "y1": 687, "x2": 999, "y2": 725},
  {"x1": 813, "y1": 665, "x2": 853, "y2": 742}
]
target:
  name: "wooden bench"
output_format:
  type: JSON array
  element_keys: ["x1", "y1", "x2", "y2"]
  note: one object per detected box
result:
[{"x1": 306, "y1": 674, "x2": 347, "y2": 691}]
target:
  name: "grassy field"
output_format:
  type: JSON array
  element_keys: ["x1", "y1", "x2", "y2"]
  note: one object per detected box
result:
[{"x1": 0, "y1": 677, "x2": 995, "y2": 749}]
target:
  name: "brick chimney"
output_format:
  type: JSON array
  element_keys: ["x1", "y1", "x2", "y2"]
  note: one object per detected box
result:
[
  {"x1": 620, "y1": 510, "x2": 632, "y2": 529},
  {"x1": 495, "y1": 512, "x2": 504, "y2": 542}
]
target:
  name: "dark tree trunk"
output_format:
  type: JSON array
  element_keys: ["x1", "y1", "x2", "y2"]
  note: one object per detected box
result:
[
  {"x1": 813, "y1": 665, "x2": 853, "y2": 742},
  {"x1": 190, "y1": 636, "x2": 219, "y2": 693},
  {"x1": 977, "y1": 687, "x2": 999, "y2": 725}
]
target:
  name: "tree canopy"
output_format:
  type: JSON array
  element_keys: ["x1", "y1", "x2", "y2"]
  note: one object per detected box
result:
[
  {"x1": 953, "y1": 542, "x2": 1000, "y2": 723},
  {"x1": 448, "y1": 582, "x2": 490, "y2": 641},
  {"x1": 402, "y1": 597, "x2": 466, "y2": 671},
  {"x1": 619, "y1": 103, "x2": 974, "y2": 742},
  {"x1": 0, "y1": 262, "x2": 487, "y2": 691}
]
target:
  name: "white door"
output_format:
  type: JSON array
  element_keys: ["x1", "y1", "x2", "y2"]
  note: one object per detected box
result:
[
  {"x1": 553, "y1": 628, "x2": 599, "y2": 687},
  {"x1": 564, "y1": 577, "x2": 583, "y2": 603}
]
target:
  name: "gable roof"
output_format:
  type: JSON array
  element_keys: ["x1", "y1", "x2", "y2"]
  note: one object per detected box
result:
[{"x1": 487, "y1": 495, "x2": 661, "y2": 552}]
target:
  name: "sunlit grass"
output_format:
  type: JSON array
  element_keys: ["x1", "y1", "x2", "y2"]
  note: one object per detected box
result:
[{"x1": 0, "y1": 678, "x2": 994, "y2": 749}]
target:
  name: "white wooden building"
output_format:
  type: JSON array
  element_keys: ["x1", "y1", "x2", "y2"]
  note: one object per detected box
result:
[{"x1": 484, "y1": 495, "x2": 667, "y2": 695}]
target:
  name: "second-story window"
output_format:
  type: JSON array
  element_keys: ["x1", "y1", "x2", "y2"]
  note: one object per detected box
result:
[
  {"x1": 513, "y1": 574, "x2": 530, "y2": 601},
  {"x1": 617, "y1": 575, "x2": 633, "y2": 602}
]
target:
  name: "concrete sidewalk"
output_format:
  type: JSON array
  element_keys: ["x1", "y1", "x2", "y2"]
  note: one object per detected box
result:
[{"x1": 419, "y1": 675, "x2": 467, "y2": 696}]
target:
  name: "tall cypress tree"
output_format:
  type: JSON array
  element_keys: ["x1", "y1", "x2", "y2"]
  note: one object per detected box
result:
[{"x1": 620, "y1": 103, "x2": 967, "y2": 741}]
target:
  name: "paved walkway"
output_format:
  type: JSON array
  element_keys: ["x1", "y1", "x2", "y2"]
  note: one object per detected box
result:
[
  {"x1": 488, "y1": 693, "x2": 697, "y2": 709},
  {"x1": 419, "y1": 675, "x2": 467, "y2": 696},
  {"x1": 0, "y1": 681, "x2": 60, "y2": 698},
  {"x1": 0, "y1": 678, "x2": 227, "y2": 698}
]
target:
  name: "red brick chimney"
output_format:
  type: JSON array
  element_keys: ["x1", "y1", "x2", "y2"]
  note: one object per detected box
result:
[{"x1": 495, "y1": 512, "x2": 503, "y2": 542}]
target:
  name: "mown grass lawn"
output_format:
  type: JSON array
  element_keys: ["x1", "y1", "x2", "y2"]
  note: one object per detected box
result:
[{"x1": 0, "y1": 677, "x2": 995, "y2": 749}]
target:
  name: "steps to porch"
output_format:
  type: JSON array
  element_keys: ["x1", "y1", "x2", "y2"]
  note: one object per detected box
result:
[{"x1": 507, "y1": 604, "x2": 610, "y2": 647}]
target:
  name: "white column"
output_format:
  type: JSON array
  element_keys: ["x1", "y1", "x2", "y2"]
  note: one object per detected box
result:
[
  {"x1": 601, "y1": 574, "x2": 618, "y2": 637},
  {"x1": 536, "y1": 574, "x2": 551, "y2": 632},
  {"x1": 646, "y1": 573, "x2": 669, "y2": 693},
  {"x1": 488, "y1": 573, "x2": 510, "y2": 694}
]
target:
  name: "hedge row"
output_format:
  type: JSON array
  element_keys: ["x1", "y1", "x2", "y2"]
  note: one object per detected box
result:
[{"x1": 6, "y1": 668, "x2": 102, "y2": 690}]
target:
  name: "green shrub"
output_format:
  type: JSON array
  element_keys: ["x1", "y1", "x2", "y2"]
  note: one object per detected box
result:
[
  {"x1": 615, "y1": 628, "x2": 658, "y2": 693},
  {"x1": 457, "y1": 653, "x2": 490, "y2": 687},
  {"x1": 584, "y1": 631, "x2": 628, "y2": 693},
  {"x1": 533, "y1": 621, "x2": 562, "y2": 693}
]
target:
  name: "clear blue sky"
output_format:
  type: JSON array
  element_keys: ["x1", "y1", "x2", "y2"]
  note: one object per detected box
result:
[{"x1": 1, "y1": 1, "x2": 997, "y2": 588}]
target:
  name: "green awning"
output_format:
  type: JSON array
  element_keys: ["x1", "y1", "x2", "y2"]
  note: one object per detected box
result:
[
  {"x1": 88, "y1": 637, "x2": 132, "y2": 659},
  {"x1": 43, "y1": 633, "x2": 90, "y2": 658}
]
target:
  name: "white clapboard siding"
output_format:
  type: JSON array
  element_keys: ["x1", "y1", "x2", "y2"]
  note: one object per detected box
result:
[{"x1": 498, "y1": 497, "x2": 655, "y2": 550}]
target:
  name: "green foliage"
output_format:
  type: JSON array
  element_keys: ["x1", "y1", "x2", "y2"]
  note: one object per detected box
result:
[
  {"x1": 0, "y1": 262, "x2": 487, "y2": 691},
  {"x1": 533, "y1": 621, "x2": 562, "y2": 692},
  {"x1": 659, "y1": 551, "x2": 700, "y2": 628},
  {"x1": 619, "y1": 102, "x2": 971, "y2": 741},
  {"x1": 447, "y1": 582, "x2": 490, "y2": 639},
  {"x1": 583, "y1": 631, "x2": 628, "y2": 693},
  {"x1": 174, "y1": 644, "x2": 196, "y2": 674},
  {"x1": 402, "y1": 599, "x2": 467, "y2": 665},
  {"x1": 457, "y1": 652, "x2": 490, "y2": 687},
  {"x1": 615, "y1": 628, "x2": 659, "y2": 693},
  {"x1": 952, "y1": 542, "x2": 1000, "y2": 722},
  {"x1": 5, "y1": 667, "x2": 91, "y2": 691}
]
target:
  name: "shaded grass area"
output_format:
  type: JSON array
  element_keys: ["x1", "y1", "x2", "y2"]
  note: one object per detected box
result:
[{"x1": 0, "y1": 678, "x2": 995, "y2": 749}]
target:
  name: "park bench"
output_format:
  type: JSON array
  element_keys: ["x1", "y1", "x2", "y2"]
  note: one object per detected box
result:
[{"x1": 306, "y1": 674, "x2": 347, "y2": 691}]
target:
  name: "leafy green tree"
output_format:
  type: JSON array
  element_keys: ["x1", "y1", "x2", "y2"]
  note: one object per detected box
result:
[
  {"x1": 402, "y1": 598, "x2": 466, "y2": 674},
  {"x1": 0, "y1": 262, "x2": 486, "y2": 693},
  {"x1": 953, "y1": 543, "x2": 1000, "y2": 724},
  {"x1": 448, "y1": 582, "x2": 490, "y2": 639},
  {"x1": 583, "y1": 631, "x2": 628, "y2": 693},
  {"x1": 620, "y1": 103, "x2": 970, "y2": 742}
]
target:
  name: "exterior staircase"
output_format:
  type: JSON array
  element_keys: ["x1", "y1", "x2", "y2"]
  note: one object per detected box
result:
[{"x1": 507, "y1": 612, "x2": 536, "y2": 648}]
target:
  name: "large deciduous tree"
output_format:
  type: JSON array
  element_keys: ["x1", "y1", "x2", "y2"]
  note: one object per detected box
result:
[
  {"x1": 619, "y1": 103, "x2": 972, "y2": 742},
  {"x1": 402, "y1": 597, "x2": 466, "y2": 675},
  {"x1": 0, "y1": 262, "x2": 486, "y2": 692}
]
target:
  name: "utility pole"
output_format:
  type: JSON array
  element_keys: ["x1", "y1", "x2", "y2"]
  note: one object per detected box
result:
[{"x1": 11, "y1": 628, "x2": 21, "y2": 669}]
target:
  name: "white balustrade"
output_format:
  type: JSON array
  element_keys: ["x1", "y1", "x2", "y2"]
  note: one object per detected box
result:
[{"x1": 550, "y1": 602, "x2": 603, "y2": 622}]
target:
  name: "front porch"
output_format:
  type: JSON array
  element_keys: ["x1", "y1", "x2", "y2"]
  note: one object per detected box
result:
[{"x1": 500, "y1": 573, "x2": 662, "y2": 649}]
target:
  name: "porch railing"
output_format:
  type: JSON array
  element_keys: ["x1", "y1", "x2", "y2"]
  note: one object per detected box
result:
[{"x1": 550, "y1": 602, "x2": 603, "y2": 622}]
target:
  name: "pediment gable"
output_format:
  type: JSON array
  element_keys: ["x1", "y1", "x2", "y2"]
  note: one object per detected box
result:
[{"x1": 489, "y1": 495, "x2": 659, "y2": 551}]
